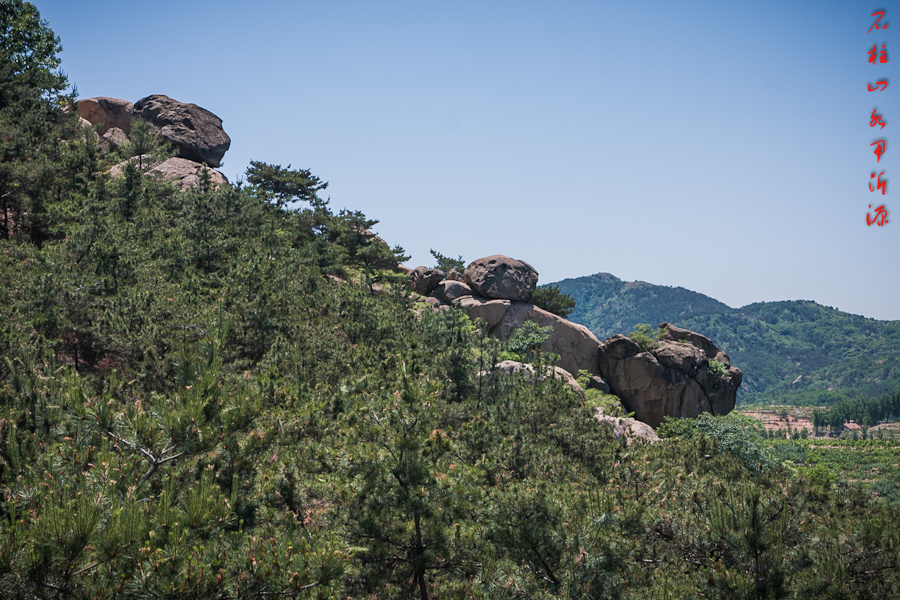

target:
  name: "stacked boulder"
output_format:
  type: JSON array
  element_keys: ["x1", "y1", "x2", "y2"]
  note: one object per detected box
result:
[
  {"x1": 596, "y1": 323, "x2": 742, "y2": 428},
  {"x1": 407, "y1": 254, "x2": 743, "y2": 433},
  {"x1": 76, "y1": 95, "x2": 230, "y2": 191},
  {"x1": 411, "y1": 255, "x2": 604, "y2": 378}
]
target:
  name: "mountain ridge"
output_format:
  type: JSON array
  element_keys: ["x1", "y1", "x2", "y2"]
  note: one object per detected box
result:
[{"x1": 548, "y1": 272, "x2": 900, "y2": 405}]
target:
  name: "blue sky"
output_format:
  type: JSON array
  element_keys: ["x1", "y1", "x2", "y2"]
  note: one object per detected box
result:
[{"x1": 35, "y1": 0, "x2": 900, "y2": 320}]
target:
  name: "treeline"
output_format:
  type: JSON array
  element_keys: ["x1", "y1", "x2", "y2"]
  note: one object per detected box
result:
[{"x1": 812, "y1": 391, "x2": 900, "y2": 434}]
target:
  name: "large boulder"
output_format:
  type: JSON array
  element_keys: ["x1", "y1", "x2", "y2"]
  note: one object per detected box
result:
[
  {"x1": 491, "y1": 302, "x2": 602, "y2": 377},
  {"x1": 409, "y1": 267, "x2": 445, "y2": 295},
  {"x1": 445, "y1": 268, "x2": 466, "y2": 282},
  {"x1": 597, "y1": 328, "x2": 742, "y2": 428},
  {"x1": 76, "y1": 97, "x2": 133, "y2": 136},
  {"x1": 454, "y1": 296, "x2": 510, "y2": 330},
  {"x1": 134, "y1": 95, "x2": 231, "y2": 167},
  {"x1": 464, "y1": 255, "x2": 539, "y2": 302},
  {"x1": 432, "y1": 280, "x2": 473, "y2": 304},
  {"x1": 481, "y1": 360, "x2": 585, "y2": 400},
  {"x1": 98, "y1": 127, "x2": 130, "y2": 155},
  {"x1": 109, "y1": 156, "x2": 228, "y2": 191},
  {"x1": 147, "y1": 157, "x2": 228, "y2": 191},
  {"x1": 594, "y1": 410, "x2": 661, "y2": 445}
]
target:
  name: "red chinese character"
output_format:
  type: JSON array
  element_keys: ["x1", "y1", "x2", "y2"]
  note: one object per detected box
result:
[
  {"x1": 869, "y1": 171, "x2": 887, "y2": 194},
  {"x1": 866, "y1": 204, "x2": 889, "y2": 226},
  {"x1": 871, "y1": 140, "x2": 887, "y2": 161},
  {"x1": 869, "y1": 11, "x2": 888, "y2": 33},
  {"x1": 871, "y1": 108, "x2": 887, "y2": 129},
  {"x1": 868, "y1": 80, "x2": 888, "y2": 91},
  {"x1": 868, "y1": 44, "x2": 888, "y2": 64}
]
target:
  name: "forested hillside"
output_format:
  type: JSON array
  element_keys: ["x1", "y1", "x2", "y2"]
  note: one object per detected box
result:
[
  {"x1": 2, "y1": 2, "x2": 899, "y2": 597},
  {"x1": 552, "y1": 273, "x2": 900, "y2": 406},
  {"x1": 552, "y1": 272, "x2": 732, "y2": 339}
]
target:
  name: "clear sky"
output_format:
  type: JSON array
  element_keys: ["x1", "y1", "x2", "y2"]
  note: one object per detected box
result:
[{"x1": 34, "y1": 0, "x2": 900, "y2": 320}]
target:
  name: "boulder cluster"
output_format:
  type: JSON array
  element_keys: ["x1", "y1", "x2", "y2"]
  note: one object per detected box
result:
[
  {"x1": 75, "y1": 95, "x2": 230, "y2": 191},
  {"x1": 407, "y1": 255, "x2": 602, "y2": 378},
  {"x1": 406, "y1": 254, "x2": 742, "y2": 434}
]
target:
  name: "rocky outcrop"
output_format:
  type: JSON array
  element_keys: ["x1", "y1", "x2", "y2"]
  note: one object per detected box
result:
[
  {"x1": 454, "y1": 296, "x2": 510, "y2": 330},
  {"x1": 410, "y1": 267, "x2": 445, "y2": 295},
  {"x1": 76, "y1": 97, "x2": 133, "y2": 136},
  {"x1": 491, "y1": 302, "x2": 602, "y2": 377},
  {"x1": 596, "y1": 327, "x2": 741, "y2": 428},
  {"x1": 481, "y1": 360, "x2": 585, "y2": 400},
  {"x1": 405, "y1": 253, "x2": 739, "y2": 431},
  {"x1": 99, "y1": 127, "x2": 129, "y2": 154},
  {"x1": 147, "y1": 157, "x2": 229, "y2": 191},
  {"x1": 432, "y1": 280, "x2": 473, "y2": 304},
  {"x1": 407, "y1": 254, "x2": 601, "y2": 378},
  {"x1": 109, "y1": 156, "x2": 228, "y2": 191},
  {"x1": 445, "y1": 268, "x2": 465, "y2": 282},
  {"x1": 464, "y1": 255, "x2": 539, "y2": 302},
  {"x1": 134, "y1": 95, "x2": 231, "y2": 167},
  {"x1": 594, "y1": 410, "x2": 661, "y2": 445}
]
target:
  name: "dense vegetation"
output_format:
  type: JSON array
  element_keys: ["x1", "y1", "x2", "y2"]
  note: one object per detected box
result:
[
  {"x1": 551, "y1": 274, "x2": 900, "y2": 406},
  {"x1": 2, "y1": 3, "x2": 899, "y2": 597},
  {"x1": 811, "y1": 391, "x2": 900, "y2": 434}
]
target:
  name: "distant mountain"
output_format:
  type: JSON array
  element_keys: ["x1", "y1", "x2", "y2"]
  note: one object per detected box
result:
[
  {"x1": 551, "y1": 273, "x2": 732, "y2": 340},
  {"x1": 548, "y1": 273, "x2": 900, "y2": 405}
]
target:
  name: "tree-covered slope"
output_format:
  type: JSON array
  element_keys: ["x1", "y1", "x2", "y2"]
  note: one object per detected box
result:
[
  {"x1": 680, "y1": 301, "x2": 900, "y2": 405},
  {"x1": 548, "y1": 273, "x2": 900, "y2": 405},
  {"x1": 552, "y1": 272, "x2": 732, "y2": 340}
]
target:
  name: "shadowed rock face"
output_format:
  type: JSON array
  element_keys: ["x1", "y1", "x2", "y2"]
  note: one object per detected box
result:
[
  {"x1": 597, "y1": 326, "x2": 742, "y2": 428},
  {"x1": 134, "y1": 95, "x2": 231, "y2": 167},
  {"x1": 410, "y1": 267, "x2": 445, "y2": 295}
]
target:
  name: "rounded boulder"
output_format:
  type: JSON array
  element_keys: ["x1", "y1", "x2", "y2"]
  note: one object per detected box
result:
[{"x1": 464, "y1": 255, "x2": 539, "y2": 302}]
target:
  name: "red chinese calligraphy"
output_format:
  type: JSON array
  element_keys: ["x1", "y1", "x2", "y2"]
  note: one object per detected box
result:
[
  {"x1": 866, "y1": 204, "x2": 889, "y2": 226},
  {"x1": 870, "y1": 108, "x2": 887, "y2": 129},
  {"x1": 871, "y1": 140, "x2": 887, "y2": 161},
  {"x1": 868, "y1": 80, "x2": 888, "y2": 91},
  {"x1": 869, "y1": 11, "x2": 888, "y2": 33},
  {"x1": 868, "y1": 44, "x2": 888, "y2": 64},
  {"x1": 869, "y1": 171, "x2": 887, "y2": 194}
]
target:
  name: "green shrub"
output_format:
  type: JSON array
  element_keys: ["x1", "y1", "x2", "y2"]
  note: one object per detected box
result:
[
  {"x1": 628, "y1": 323, "x2": 662, "y2": 352},
  {"x1": 531, "y1": 285, "x2": 576, "y2": 318},
  {"x1": 709, "y1": 359, "x2": 728, "y2": 378}
]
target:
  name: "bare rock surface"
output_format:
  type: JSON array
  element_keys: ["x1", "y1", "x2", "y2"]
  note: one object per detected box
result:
[
  {"x1": 147, "y1": 157, "x2": 228, "y2": 190},
  {"x1": 134, "y1": 95, "x2": 231, "y2": 167},
  {"x1": 491, "y1": 302, "x2": 602, "y2": 377},
  {"x1": 76, "y1": 97, "x2": 133, "y2": 135},
  {"x1": 109, "y1": 156, "x2": 227, "y2": 191},
  {"x1": 464, "y1": 255, "x2": 539, "y2": 302},
  {"x1": 454, "y1": 296, "x2": 510, "y2": 330}
]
